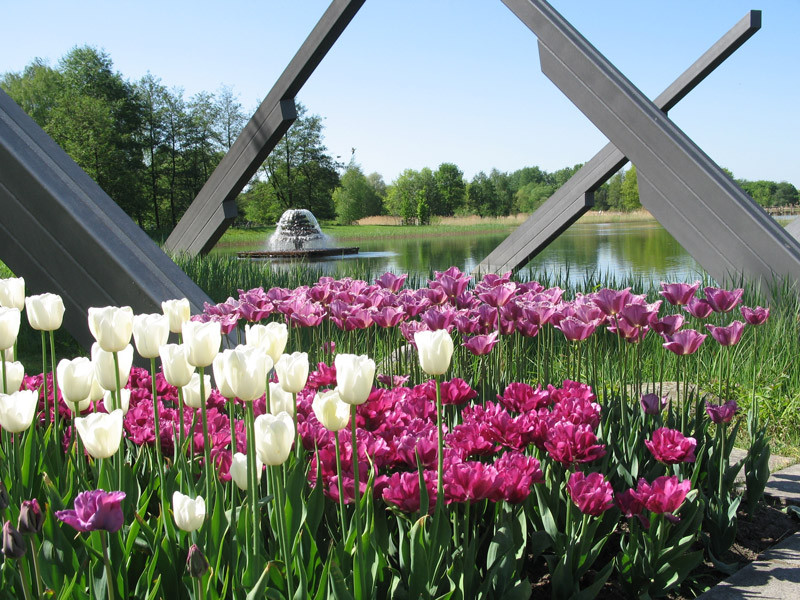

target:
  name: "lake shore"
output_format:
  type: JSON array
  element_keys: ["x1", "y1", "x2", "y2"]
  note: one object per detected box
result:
[{"x1": 217, "y1": 209, "x2": 657, "y2": 246}]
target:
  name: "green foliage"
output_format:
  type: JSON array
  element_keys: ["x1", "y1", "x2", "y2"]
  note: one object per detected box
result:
[{"x1": 333, "y1": 163, "x2": 382, "y2": 225}]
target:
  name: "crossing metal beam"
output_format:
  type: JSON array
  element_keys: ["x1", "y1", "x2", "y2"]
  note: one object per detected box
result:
[
  {"x1": 165, "y1": 0, "x2": 366, "y2": 256},
  {"x1": 477, "y1": 9, "x2": 761, "y2": 275}
]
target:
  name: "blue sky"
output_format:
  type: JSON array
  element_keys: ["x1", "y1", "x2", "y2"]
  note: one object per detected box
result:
[{"x1": 3, "y1": 1, "x2": 798, "y2": 187}]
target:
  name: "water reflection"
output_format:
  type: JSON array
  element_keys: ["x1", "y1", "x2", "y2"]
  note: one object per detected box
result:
[{"x1": 219, "y1": 222, "x2": 706, "y2": 286}]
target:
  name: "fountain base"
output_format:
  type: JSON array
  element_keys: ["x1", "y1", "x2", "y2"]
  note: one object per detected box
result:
[{"x1": 237, "y1": 246, "x2": 360, "y2": 259}]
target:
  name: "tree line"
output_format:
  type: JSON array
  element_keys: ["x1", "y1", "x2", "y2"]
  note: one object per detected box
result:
[{"x1": 2, "y1": 46, "x2": 797, "y2": 230}]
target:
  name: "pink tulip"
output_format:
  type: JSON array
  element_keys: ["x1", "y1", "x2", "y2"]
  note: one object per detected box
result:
[
  {"x1": 703, "y1": 287, "x2": 744, "y2": 313},
  {"x1": 590, "y1": 287, "x2": 631, "y2": 316},
  {"x1": 705, "y1": 400, "x2": 739, "y2": 424},
  {"x1": 462, "y1": 331, "x2": 500, "y2": 356},
  {"x1": 645, "y1": 428, "x2": 696, "y2": 464},
  {"x1": 634, "y1": 475, "x2": 691, "y2": 515},
  {"x1": 555, "y1": 316, "x2": 598, "y2": 342},
  {"x1": 661, "y1": 329, "x2": 706, "y2": 355},
  {"x1": 375, "y1": 272, "x2": 407, "y2": 293},
  {"x1": 659, "y1": 281, "x2": 700, "y2": 306},
  {"x1": 652, "y1": 314, "x2": 684, "y2": 336},
  {"x1": 544, "y1": 421, "x2": 606, "y2": 465},
  {"x1": 497, "y1": 382, "x2": 552, "y2": 413},
  {"x1": 740, "y1": 305, "x2": 770, "y2": 325},
  {"x1": 705, "y1": 321, "x2": 745, "y2": 346},
  {"x1": 683, "y1": 297, "x2": 714, "y2": 319},
  {"x1": 567, "y1": 472, "x2": 614, "y2": 516}
]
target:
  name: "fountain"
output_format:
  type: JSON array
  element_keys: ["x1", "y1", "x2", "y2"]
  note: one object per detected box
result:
[{"x1": 237, "y1": 209, "x2": 359, "y2": 259}]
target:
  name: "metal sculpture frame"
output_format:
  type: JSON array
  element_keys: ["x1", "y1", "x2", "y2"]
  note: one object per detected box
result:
[
  {"x1": 500, "y1": 0, "x2": 800, "y2": 290},
  {"x1": 0, "y1": 89, "x2": 212, "y2": 349},
  {"x1": 476, "y1": 10, "x2": 761, "y2": 275},
  {"x1": 164, "y1": 0, "x2": 366, "y2": 256}
]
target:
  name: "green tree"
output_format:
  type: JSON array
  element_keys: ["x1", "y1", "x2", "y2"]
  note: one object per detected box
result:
[
  {"x1": 416, "y1": 189, "x2": 431, "y2": 225},
  {"x1": 434, "y1": 162, "x2": 466, "y2": 216},
  {"x1": 333, "y1": 163, "x2": 381, "y2": 225},
  {"x1": 606, "y1": 171, "x2": 624, "y2": 210},
  {"x1": 466, "y1": 171, "x2": 496, "y2": 217},
  {"x1": 620, "y1": 164, "x2": 641, "y2": 211},
  {"x1": 215, "y1": 85, "x2": 246, "y2": 150}
]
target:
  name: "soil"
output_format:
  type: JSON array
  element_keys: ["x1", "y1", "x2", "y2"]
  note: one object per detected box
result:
[{"x1": 525, "y1": 496, "x2": 800, "y2": 599}]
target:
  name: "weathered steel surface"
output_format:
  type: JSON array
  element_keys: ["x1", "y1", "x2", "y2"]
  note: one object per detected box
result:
[
  {"x1": 0, "y1": 89, "x2": 213, "y2": 350},
  {"x1": 499, "y1": 0, "x2": 800, "y2": 291},
  {"x1": 477, "y1": 10, "x2": 761, "y2": 275},
  {"x1": 165, "y1": 0, "x2": 366, "y2": 256},
  {"x1": 787, "y1": 217, "x2": 800, "y2": 240}
]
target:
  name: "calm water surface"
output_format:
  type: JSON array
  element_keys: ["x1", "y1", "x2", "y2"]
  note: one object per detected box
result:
[{"x1": 221, "y1": 221, "x2": 714, "y2": 287}]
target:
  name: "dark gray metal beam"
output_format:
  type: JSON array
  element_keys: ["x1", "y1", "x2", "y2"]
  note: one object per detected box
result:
[
  {"x1": 477, "y1": 10, "x2": 761, "y2": 275},
  {"x1": 501, "y1": 0, "x2": 800, "y2": 290},
  {"x1": 0, "y1": 89, "x2": 214, "y2": 350},
  {"x1": 787, "y1": 217, "x2": 800, "y2": 240},
  {"x1": 165, "y1": 0, "x2": 366, "y2": 256}
]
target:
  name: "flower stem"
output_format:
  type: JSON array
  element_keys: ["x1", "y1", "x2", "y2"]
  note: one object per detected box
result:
[
  {"x1": 199, "y1": 367, "x2": 212, "y2": 505},
  {"x1": 40, "y1": 331, "x2": 49, "y2": 427},
  {"x1": 272, "y1": 465, "x2": 295, "y2": 598},
  {"x1": 112, "y1": 351, "x2": 124, "y2": 493},
  {"x1": 28, "y1": 538, "x2": 43, "y2": 598},
  {"x1": 150, "y1": 357, "x2": 168, "y2": 538},
  {"x1": 351, "y1": 403, "x2": 365, "y2": 597},
  {"x1": 246, "y1": 401, "x2": 259, "y2": 554},
  {"x1": 334, "y1": 433, "x2": 347, "y2": 543},
  {"x1": 101, "y1": 532, "x2": 117, "y2": 600},
  {"x1": 1, "y1": 353, "x2": 7, "y2": 394},
  {"x1": 435, "y1": 376, "x2": 444, "y2": 507},
  {"x1": 49, "y1": 330, "x2": 61, "y2": 444}
]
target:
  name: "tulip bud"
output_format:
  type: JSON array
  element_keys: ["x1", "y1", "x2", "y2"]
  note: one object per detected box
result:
[
  {"x1": 17, "y1": 499, "x2": 44, "y2": 535},
  {"x1": 229, "y1": 452, "x2": 263, "y2": 491},
  {"x1": 254, "y1": 412, "x2": 295, "y2": 466},
  {"x1": 57, "y1": 357, "x2": 95, "y2": 404},
  {"x1": 275, "y1": 352, "x2": 309, "y2": 394},
  {"x1": 268, "y1": 382, "x2": 294, "y2": 416},
  {"x1": 0, "y1": 360, "x2": 24, "y2": 394},
  {"x1": 173, "y1": 491, "x2": 205, "y2": 532},
  {"x1": 0, "y1": 482, "x2": 9, "y2": 511},
  {"x1": 91, "y1": 343, "x2": 133, "y2": 391},
  {"x1": 0, "y1": 278, "x2": 25, "y2": 311},
  {"x1": 334, "y1": 353, "x2": 375, "y2": 406},
  {"x1": 25, "y1": 293, "x2": 65, "y2": 331},
  {"x1": 245, "y1": 322, "x2": 288, "y2": 364},
  {"x1": 0, "y1": 390, "x2": 39, "y2": 433},
  {"x1": 312, "y1": 389, "x2": 351, "y2": 431},
  {"x1": 74, "y1": 410, "x2": 124, "y2": 459},
  {"x1": 0, "y1": 307, "x2": 21, "y2": 351},
  {"x1": 133, "y1": 313, "x2": 170, "y2": 359},
  {"x1": 160, "y1": 344, "x2": 194, "y2": 388},
  {"x1": 186, "y1": 543, "x2": 210, "y2": 578},
  {"x1": 212, "y1": 350, "x2": 236, "y2": 398},
  {"x1": 183, "y1": 372, "x2": 211, "y2": 409},
  {"x1": 414, "y1": 330, "x2": 454, "y2": 376},
  {"x1": 88, "y1": 306, "x2": 134, "y2": 352},
  {"x1": 102, "y1": 388, "x2": 130, "y2": 415},
  {"x1": 162, "y1": 298, "x2": 191, "y2": 334},
  {"x1": 226, "y1": 345, "x2": 271, "y2": 402},
  {"x1": 2, "y1": 522, "x2": 25, "y2": 559},
  {"x1": 182, "y1": 321, "x2": 221, "y2": 368}
]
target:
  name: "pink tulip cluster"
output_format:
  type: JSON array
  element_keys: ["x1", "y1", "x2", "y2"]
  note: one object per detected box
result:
[{"x1": 616, "y1": 475, "x2": 692, "y2": 527}]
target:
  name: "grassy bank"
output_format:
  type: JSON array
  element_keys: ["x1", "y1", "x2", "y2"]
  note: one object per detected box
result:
[{"x1": 217, "y1": 210, "x2": 658, "y2": 248}]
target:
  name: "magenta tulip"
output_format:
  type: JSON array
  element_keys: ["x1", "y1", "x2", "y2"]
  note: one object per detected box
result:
[
  {"x1": 659, "y1": 281, "x2": 700, "y2": 306},
  {"x1": 705, "y1": 400, "x2": 739, "y2": 424},
  {"x1": 703, "y1": 287, "x2": 744, "y2": 313},
  {"x1": 56, "y1": 490, "x2": 126, "y2": 533},
  {"x1": 661, "y1": 329, "x2": 706, "y2": 355},
  {"x1": 567, "y1": 472, "x2": 614, "y2": 516},
  {"x1": 705, "y1": 321, "x2": 745, "y2": 346},
  {"x1": 645, "y1": 428, "x2": 696, "y2": 464},
  {"x1": 683, "y1": 297, "x2": 714, "y2": 319},
  {"x1": 740, "y1": 305, "x2": 770, "y2": 326}
]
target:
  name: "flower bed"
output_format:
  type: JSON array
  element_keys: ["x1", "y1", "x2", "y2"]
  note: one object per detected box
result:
[{"x1": 0, "y1": 270, "x2": 777, "y2": 598}]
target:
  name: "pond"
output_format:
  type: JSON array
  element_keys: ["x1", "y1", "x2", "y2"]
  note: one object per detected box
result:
[{"x1": 217, "y1": 220, "x2": 721, "y2": 287}]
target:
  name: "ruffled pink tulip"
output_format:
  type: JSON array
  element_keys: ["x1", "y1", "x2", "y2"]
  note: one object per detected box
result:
[
  {"x1": 567, "y1": 472, "x2": 614, "y2": 516},
  {"x1": 634, "y1": 475, "x2": 691, "y2": 515},
  {"x1": 645, "y1": 428, "x2": 696, "y2": 464},
  {"x1": 740, "y1": 305, "x2": 769, "y2": 325}
]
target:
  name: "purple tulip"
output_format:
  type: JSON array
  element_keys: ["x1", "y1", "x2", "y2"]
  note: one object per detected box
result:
[
  {"x1": 462, "y1": 331, "x2": 499, "y2": 356},
  {"x1": 375, "y1": 272, "x2": 407, "y2": 293},
  {"x1": 555, "y1": 316, "x2": 598, "y2": 342},
  {"x1": 705, "y1": 321, "x2": 745, "y2": 346},
  {"x1": 645, "y1": 428, "x2": 696, "y2": 464},
  {"x1": 590, "y1": 287, "x2": 631, "y2": 317},
  {"x1": 55, "y1": 490, "x2": 126, "y2": 533},
  {"x1": 652, "y1": 314, "x2": 684, "y2": 336},
  {"x1": 17, "y1": 499, "x2": 44, "y2": 535},
  {"x1": 186, "y1": 544, "x2": 210, "y2": 578},
  {"x1": 659, "y1": 281, "x2": 700, "y2": 306},
  {"x1": 567, "y1": 472, "x2": 614, "y2": 516},
  {"x1": 705, "y1": 400, "x2": 739, "y2": 424},
  {"x1": 476, "y1": 282, "x2": 517, "y2": 308},
  {"x1": 633, "y1": 476, "x2": 691, "y2": 515},
  {"x1": 661, "y1": 329, "x2": 706, "y2": 355},
  {"x1": 740, "y1": 305, "x2": 770, "y2": 325},
  {"x1": 640, "y1": 393, "x2": 668, "y2": 416},
  {"x1": 2, "y1": 522, "x2": 25, "y2": 559},
  {"x1": 703, "y1": 287, "x2": 744, "y2": 313},
  {"x1": 373, "y1": 306, "x2": 406, "y2": 328},
  {"x1": 683, "y1": 297, "x2": 714, "y2": 319}
]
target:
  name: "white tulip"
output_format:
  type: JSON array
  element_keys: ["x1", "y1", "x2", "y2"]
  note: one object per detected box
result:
[
  {"x1": 229, "y1": 452, "x2": 263, "y2": 491},
  {"x1": 87, "y1": 306, "x2": 133, "y2": 352},
  {"x1": 182, "y1": 321, "x2": 221, "y2": 367},
  {"x1": 226, "y1": 345, "x2": 271, "y2": 402},
  {"x1": 161, "y1": 298, "x2": 191, "y2": 334},
  {"x1": 91, "y1": 343, "x2": 133, "y2": 391},
  {"x1": 0, "y1": 307, "x2": 20, "y2": 351},
  {"x1": 334, "y1": 353, "x2": 375, "y2": 406},
  {"x1": 312, "y1": 389, "x2": 351, "y2": 432},
  {"x1": 254, "y1": 411, "x2": 295, "y2": 466},
  {"x1": 74, "y1": 409, "x2": 124, "y2": 459},
  {"x1": 160, "y1": 344, "x2": 194, "y2": 388},
  {"x1": 26, "y1": 293, "x2": 65, "y2": 332},
  {"x1": 0, "y1": 389, "x2": 38, "y2": 433},
  {"x1": 245, "y1": 322, "x2": 288, "y2": 364},
  {"x1": 57, "y1": 357, "x2": 95, "y2": 404},
  {"x1": 172, "y1": 491, "x2": 206, "y2": 532},
  {"x1": 414, "y1": 330, "x2": 454, "y2": 376},
  {"x1": 274, "y1": 352, "x2": 309, "y2": 394},
  {"x1": 132, "y1": 313, "x2": 170, "y2": 359},
  {"x1": 66, "y1": 397, "x2": 92, "y2": 414},
  {"x1": 212, "y1": 350, "x2": 236, "y2": 398},
  {"x1": 268, "y1": 382, "x2": 294, "y2": 416},
  {"x1": 0, "y1": 360, "x2": 24, "y2": 394},
  {"x1": 183, "y1": 372, "x2": 211, "y2": 409},
  {"x1": 0, "y1": 278, "x2": 25, "y2": 310},
  {"x1": 102, "y1": 388, "x2": 130, "y2": 415}
]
